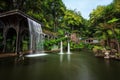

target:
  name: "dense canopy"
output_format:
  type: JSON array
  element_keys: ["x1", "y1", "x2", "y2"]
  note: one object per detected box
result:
[{"x1": 0, "y1": 0, "x2": 120, "y2": 58}]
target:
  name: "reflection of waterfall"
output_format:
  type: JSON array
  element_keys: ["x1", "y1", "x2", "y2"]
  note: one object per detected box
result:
[
  {"x1": 60, "y1": 54, "x2": 63, "y2": 63},
  {"x1": 67, "y1": 54, "x2": 71, "y2": 63},
  {"x1": 67, "y1": 41, "x2": 71, "y2": 54},
  {"x1": 59, "y1": 41, "x2": 63, "y2": 54},
  {"x1": 27, "y1": 18, "x2": 44, "y2": 52},
  {"x1": 59, "y1": 41, "x2": 72, "y2": 63},
  {"x1": 59, "y1": 54, "x2": 71, "y2": 63}
]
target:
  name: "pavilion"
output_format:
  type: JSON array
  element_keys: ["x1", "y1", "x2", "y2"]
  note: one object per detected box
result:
[{"x1": 0, "y1": 10, "x2": 42, "y2": 54}]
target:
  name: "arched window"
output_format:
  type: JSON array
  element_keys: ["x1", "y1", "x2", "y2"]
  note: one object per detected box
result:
[
  {"x1": 20, "y1": 30, "x2": 30, "y2": 51},
  {"x1": 5, "y1": 28, "x2": 17, "y2": 52}
]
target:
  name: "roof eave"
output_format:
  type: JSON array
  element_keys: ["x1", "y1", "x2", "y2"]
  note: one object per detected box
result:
[{"x1": 0, "y1": 9, "x2": 44, "y2": 26}]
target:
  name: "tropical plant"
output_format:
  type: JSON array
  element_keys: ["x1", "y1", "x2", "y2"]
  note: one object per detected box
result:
[
  {"x1": 89, "y1": 0, "x2": 120, "y2": 57},
  {"x1": 107, "y1": 18, "x2": 120, "y2": 54}
]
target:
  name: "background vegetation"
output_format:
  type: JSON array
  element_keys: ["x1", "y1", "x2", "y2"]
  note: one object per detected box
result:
[{"x1": 0, "y1": 0, "x2": 120, "y2": 57}]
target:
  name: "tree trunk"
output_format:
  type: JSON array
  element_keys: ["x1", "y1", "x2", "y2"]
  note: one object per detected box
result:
[{"x1": 111, "y1": 26, "x2": 120, "y2": 54}]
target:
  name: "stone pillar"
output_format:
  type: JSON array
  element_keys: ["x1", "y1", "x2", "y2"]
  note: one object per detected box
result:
[
  {"x1": 3, "y1": 23, "x2": 8, "y2": 53},
  {"x1": 3, "y1": 28, "x2": 6, "y2": 53},
  {"x1": 15, "y1": 21, "x2": 21, "y2": 54}
]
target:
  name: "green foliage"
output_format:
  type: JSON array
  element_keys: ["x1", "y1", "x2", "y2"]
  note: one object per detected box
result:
[
  {"x1": 22, "y1": 40, "x2": 28, "y2": 51},
  {"x1": 58, "y1": 29, "x2": 64, "y2": 36},
  {"x1": 89, "y1": 1, "x2": 120, "y2": 38},
  {"x1": 6, "y1": 37, "x2": 16, "y2": 52},
  {"x1": 93, "y1": 45, "x2": 103, "y2": 50},
  {"x1": 44, "y1": 37, "x2": 86, "y2": 51},
  {"x1": 1, "y1": 0, "x2": 120, "y2": 53},
  {"x1": 0, "y1": 0, "x2": 6, "y2": 10},
  {"x1": 85, "y1": 44, "x2": 94, "y2": 50},
  {"x1": 0, "y1": 33, "x2": 3, "y2": 40},
  {"x1": 89, "y1": 6, "x2": 105, "y2": 24},
  {"x1": 107, "y1": 29, "x2": 113, "y2": 35},
  {"x1": 0, "y1": 0, "x2": 85, "y2": 39},
  {"x1": 107, "y1": 18, "x2": 119, "y2": 23},
  {"x1": 70, "y1": 42, "x2": 85, "y2": 50},
  {"x1": 115, "y1": 53, "x2": 120, "y2": 58},
  {"x1": 88, "y1": 0, "x2": 120, "y2": 55},
  {"x1": 44, "y1": 37, "x2": 67, "y2": 50},
  {"x1": 113, "y1": 0, "x2": 120, "y2": 13},
  {"x1": 63, "y1": 10, "x2": 84, "y2": 33}
]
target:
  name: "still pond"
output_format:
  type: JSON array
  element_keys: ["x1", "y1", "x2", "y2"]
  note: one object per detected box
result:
[{"x1": 0, "y1": 50, "x2": 120, "y2": 80}]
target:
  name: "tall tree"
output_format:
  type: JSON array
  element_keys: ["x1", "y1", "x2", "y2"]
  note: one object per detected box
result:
[
  {"x1": 62, "y1": 10, "x2": 83, "y2": 34},
  {"x1": 89, "y1": 0, "x2": 120, "y2": 57}
]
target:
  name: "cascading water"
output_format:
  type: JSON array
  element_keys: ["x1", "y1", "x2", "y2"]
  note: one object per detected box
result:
[
  {"x1": 26, "y1": 18, "x2": 47, "y2": 57},
  {"x1": 28, "y1": 18, "x2": 44, "y2": 52},
  {"x1": 59, "y1": 41, "x2": 64, "y2": 54},
  {"x1": 59, "y1": 41, "x2": 71, "y2": 63},
  {"x1": 67, "y1": 41, "x2": 71, "y2": 54}
]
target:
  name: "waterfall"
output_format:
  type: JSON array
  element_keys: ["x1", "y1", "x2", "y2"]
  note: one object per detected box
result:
[
  {"x1": 59, "y1": 41, "x2": 64, "y2": 54},
  {"x1": 67, "y1": 41, "x2": 71, "y2": 54},
  {"x1": 27, "y1": 18, "x2": 44, "y2": 52}
]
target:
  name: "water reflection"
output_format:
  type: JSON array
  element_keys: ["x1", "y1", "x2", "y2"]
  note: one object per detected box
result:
[
  {"x1": 59, "y1": 54, "x2": 71, "y2": 63},
  {"x1": 67, "y1": 54, "x2": 71, "y2": 63},
  {"x1": 60, "y1": 54, "x2": 63, "y2": 63},
  {"x1": 1, "y1": 51, "x2": 120, "y2": 80},
  {"x1": 14, "y1": 55, "x2": 24, "y2": 63},
  {"x1": 104, "y1": 59, "x2": 110, "y2": 67}
]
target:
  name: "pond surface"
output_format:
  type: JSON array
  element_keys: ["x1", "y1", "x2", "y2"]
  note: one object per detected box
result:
[{"x1": 0, "y1": 50, "x2": 120, "y2": 80}]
